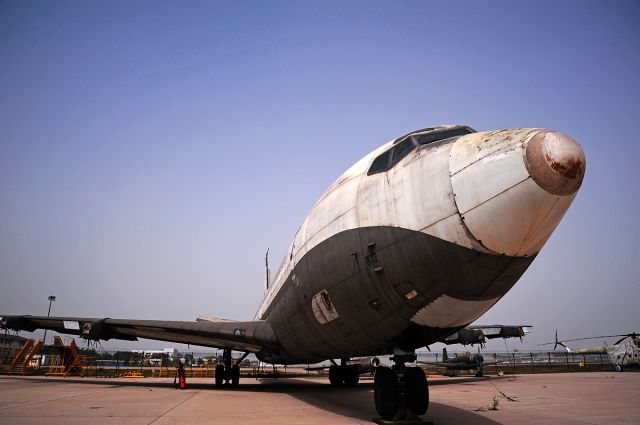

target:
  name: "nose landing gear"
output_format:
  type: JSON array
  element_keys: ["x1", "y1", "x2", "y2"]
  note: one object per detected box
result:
[{"x1": 374, "y1": 351, "x2": 429, "y2": 422}]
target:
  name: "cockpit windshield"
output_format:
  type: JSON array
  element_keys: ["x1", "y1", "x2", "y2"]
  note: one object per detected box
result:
[
  {"x1": 367, "y1": 125, "x2": 475, "y2": 176},
  {"x1": 414, "y1": 126, "x2": 474, "y2": 145}
]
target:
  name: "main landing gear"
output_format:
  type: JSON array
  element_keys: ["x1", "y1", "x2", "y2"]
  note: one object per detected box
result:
[
  {"x1": 374, "y1": 350, "x2": 429, "y2": 422},
  {"x1": 215, "y1": 348, "x2": 248, "y2": 387},
  {"x1": 329, "y1": 358, "x2": 360, "y2": 386}
]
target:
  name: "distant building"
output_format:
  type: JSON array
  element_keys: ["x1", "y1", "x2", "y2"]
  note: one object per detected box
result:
[{"x1": 130, "y1": 348, "x2": 178, "y2": 359}]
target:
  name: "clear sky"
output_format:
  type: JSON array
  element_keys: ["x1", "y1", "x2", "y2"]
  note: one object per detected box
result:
[{"x1": 1, "y1": 0, "x2": 639, "y2": 352}]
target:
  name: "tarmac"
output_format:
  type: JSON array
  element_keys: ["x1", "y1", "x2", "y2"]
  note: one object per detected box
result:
[{"x1": 0, "y1": 372, "x2": 638, "y2": 424}]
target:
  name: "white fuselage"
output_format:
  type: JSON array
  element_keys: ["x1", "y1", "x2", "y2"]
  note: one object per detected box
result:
[{"x1": 608, "y1": 338, "x2": 640, "y2": 368}]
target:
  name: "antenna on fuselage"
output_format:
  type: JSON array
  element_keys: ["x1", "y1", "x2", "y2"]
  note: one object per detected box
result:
[{"x1": 265, "y1": 249, "x2": 270, "y2": 291}]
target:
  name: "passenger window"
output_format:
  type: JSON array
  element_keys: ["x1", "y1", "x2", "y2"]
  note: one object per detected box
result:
[
  {"x1": 368, "y1": 151, "x2": 391, "y2": 175},
  {"x1": 389, "y1": 138, "x2": 416, "y2": 168}
]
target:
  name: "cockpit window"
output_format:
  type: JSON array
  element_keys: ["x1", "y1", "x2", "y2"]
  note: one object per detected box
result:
[
  {"x1": 389, "y1": 138, "x2": 416, "y2": 169},
  {"x1": 368, "y1": 150, "x2": 391, "y2": 175},
  {"x1": 367, "y1": 125, "x2": 475, "y2": 176},
  {"x1": 415, "y1": 127, "x2": 474, "y2": 145},
  {"x1": 368, "y1": 138, "x2": 417, "y2": 176}
]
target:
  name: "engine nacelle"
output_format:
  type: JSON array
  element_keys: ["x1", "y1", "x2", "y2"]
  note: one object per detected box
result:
[
  {"x1": 453, "y1": 328, "x2": 486, "y2": 346},
  {"x1": 499, "y1": 326, "x2": 526, "y2": 338}
]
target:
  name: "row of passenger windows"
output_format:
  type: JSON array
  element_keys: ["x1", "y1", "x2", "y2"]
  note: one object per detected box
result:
[{"x1": 367, "y1": 126, "x2": 475, "y2": 175}]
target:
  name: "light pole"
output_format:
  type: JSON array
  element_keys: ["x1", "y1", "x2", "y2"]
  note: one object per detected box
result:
[{"x1": 39, "y1": 294, "x2": 56, "y2": 369}]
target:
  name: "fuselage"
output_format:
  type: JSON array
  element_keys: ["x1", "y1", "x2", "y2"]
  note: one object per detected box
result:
[
  {"x1": 254, "y1": 126, "x2": 585, "y2": 364},
  {"x1": 608, "y1": 337, "x2": 640, "y2": 368}
]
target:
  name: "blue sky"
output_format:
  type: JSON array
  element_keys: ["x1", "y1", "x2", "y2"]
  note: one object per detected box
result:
[{"x1": 1, "y1": 1, "x2": 639, "y2": 351}]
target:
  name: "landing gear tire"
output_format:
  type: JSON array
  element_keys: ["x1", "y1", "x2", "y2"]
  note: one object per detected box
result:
[
  {"x1": 343, "y1": 365, "x2": 360, "y2": 386},
  {"x1": 329, "y1": 366, "x2": 343, "y2": 386},
  {"x1": 231, "y1": 365, "x2": 240, "y2": 386},
  {"x1": 374, "y1": 366, "x2": 398, "y2": 420},
  {"x1": 615, "y1": 364, "x2": 623, "y2": 372},
  {"x1": 215, "y1": 365, "x2": 225, "y2": 387},
  {"x1": 405, "y1": 367, "x2": 429, "y2": 415}
]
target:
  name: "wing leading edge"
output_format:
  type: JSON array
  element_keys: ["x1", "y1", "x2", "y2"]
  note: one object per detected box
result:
[
  {"x1": 443, "y1": 325, "x2": 532, "y2": 346},
  {"x1": 0, "y1": 315, "x2": 278, "y2": 354}
]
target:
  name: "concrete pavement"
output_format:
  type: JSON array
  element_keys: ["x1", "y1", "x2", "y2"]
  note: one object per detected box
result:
[{"x1": 0, "y1": 372, "x2": 638, "y2": 424}]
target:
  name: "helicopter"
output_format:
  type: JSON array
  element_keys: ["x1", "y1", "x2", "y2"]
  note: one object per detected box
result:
[{"x1": 539, "y1": 331, "x2": 640, "y2": 372}]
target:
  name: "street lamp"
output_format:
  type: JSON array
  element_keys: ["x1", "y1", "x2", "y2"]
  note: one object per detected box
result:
[
  {"x1": 42, "y1": 294, "x2": 56, "y2": 345},
  {"x1": 40, "y1": 294, "x2": 56, "y2": 369}
]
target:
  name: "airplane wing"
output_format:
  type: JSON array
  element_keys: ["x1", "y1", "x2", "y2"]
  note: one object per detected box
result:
[
  {"x1": 0, "y1": 315, "x2": 278, "y2": 353},
  {"x1": 419, "y1": 360, "x2": 500, "y2": 367},
  {"x1": 418, "y1": 360, "x2": 468, "y2": 367},
  {"x1": 305, "y1": 356, "x2": 379, "y2": 372},
  {"x1": 304, "y1": 365, "x2": 328, "y2": 371},
  {"x1": 442, "y1": 325, "x2": 531, "y2": 346}
]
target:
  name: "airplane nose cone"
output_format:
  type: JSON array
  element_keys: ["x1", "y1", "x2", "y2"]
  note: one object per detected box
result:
[
  {"x1": 449, "y1": 129, "x2": 586, "y2": 257},
  {"x1": 524, "y1": 131, "x2": 586, "y2": 196}
]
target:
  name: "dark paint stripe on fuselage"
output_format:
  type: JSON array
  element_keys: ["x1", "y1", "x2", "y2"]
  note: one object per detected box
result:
[{"x1": 257, "y1": 225, "x2": 534, "y2": 364}]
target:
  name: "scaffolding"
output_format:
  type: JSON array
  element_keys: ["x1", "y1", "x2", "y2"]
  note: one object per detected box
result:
[
  {"x1": 45, "y1": 336, "x2": 87, "y2": 376},
  {"x1": 7, "y1": 339, "x2": 43, "y2": 375}
]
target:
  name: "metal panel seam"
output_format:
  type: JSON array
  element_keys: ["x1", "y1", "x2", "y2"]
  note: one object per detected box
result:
[{"x1": 454, "y1": 175, "x2": 532, "y2": 216}]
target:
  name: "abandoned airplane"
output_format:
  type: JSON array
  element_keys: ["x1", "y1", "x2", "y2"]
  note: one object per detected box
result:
[{"x1": 2, "y1": 125, "x2": 586, "y2": 420}]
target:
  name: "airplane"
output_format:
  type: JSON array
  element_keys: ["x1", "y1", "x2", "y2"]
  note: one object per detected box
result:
[
  {"x1": 419, "y1": 347, "x2": 497, "y2": 377},
  {"x1": 1, "y1": 125, "x2": 586, "y2": 421},
  {"x1": 539, "y1": 331, "x2": 640, "y2": 372}
]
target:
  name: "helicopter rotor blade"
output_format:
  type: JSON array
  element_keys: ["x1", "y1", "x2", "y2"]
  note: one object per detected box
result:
[
  {"x1": 553, "y1": 334, "x2": 634, "y2": 344},
  {"x1": 613, "y1": 336, "x2": 628, "y2": 346}
]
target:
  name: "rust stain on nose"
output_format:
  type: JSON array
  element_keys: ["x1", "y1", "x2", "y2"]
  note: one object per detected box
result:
[
  {"x1": 545, "y1": 153, "x2": 585, "y2": 179},
  {"x1": 525, "y1": 131, "x2": 586, "y2": 196}
]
